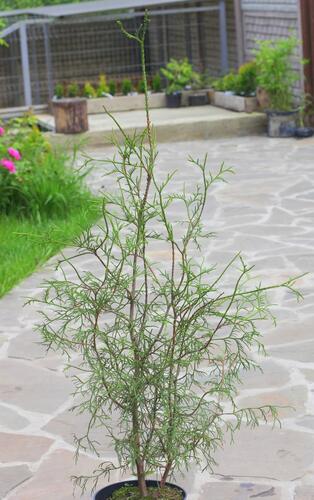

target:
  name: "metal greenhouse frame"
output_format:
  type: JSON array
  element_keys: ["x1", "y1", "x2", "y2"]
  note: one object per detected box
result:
[{"x1": 0, "y1": 0, "x2": 230, "y2": 109}]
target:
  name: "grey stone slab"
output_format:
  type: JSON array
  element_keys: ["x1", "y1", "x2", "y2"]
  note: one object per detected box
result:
[
  {"x1": 238, "y1": 385, "x2": 308, "y2": 418},
  {"x1": 0, "y1": 432, "x2": 53, "y2": 463},
  {"x1": 302, "y1": 369, "x2": 314, "y2": 383},
  {"x1": 0, "y1": 359, "x2": 72, "y2": 413},
  {"x1": 295, "y1": 485, "x2": 314, "y2": 500},
  {"x1": 43, "y1": 406, "x2": 115, "y2": 455},
  {"x1": 264, "y1": 319, "x2": 314, "y2": 346},
  {"x1": 8, "y1": 448, "x2": 114, "y2": 500},
  {"x1": 239, "y1": 360, "x2": 290, "y2": 391},
  {"x1": 0, "y1": 405, "x2": 29, "y2": 430},
  {"x1": 0, "y1": 465, "x2": 32, "y2": 499},
  {"x1": 196, "y1": 481, "x2": 282, "y2": 500},
  {"x1": 213, "y1": 426, "x2": 314, "y2": 481},
  {"x1": 269, "y1": 341, "x2": 314, "y2": 363},
  {"x1": 8, "y1": 329, "x2": 49, "y2": 361}
]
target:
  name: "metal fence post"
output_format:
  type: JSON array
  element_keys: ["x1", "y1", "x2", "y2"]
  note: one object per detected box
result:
[
  {"x1": 43, "y1": 23, "x2": 54, "y2": 101},
  {"x1": 19, "y1": 23, "x2": 32, "y2": 106},
  {"x1": 219, "y1": 0, "x2": 229, "y2": 74}
]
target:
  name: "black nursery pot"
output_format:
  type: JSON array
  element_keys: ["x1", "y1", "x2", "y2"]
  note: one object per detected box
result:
[
  {"x1": 295, "y1": 127, "x2": 314, "y2": 138},
  {"x1": 188, "y1": 93, "x2": 208, "y2": 106},
  {"x1": 166, "y1": 92, "x2": 182, "y2": 108},
  {"x1": 93, "y1": 480, "x2": 187, "y2": 500}
]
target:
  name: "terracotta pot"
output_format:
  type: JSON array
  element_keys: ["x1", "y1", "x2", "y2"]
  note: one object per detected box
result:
[{"x1": 256, "y1": 87, "x2": 270, "y2": 110}]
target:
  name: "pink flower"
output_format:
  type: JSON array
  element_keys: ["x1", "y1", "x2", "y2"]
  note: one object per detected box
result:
[
  {"x1": 0, "y1": 127, "x2": 4, "y2": 136},
  {"x1": 8, "y1": 147, "x2": 21, "y2": 160},
  {"x1": 1, "y1": 158, "x2": 17, "y2": 174}
]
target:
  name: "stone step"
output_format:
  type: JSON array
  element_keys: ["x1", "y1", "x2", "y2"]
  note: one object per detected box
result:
[{"x1": 37, "y1": 105, "x2": 267, "y2": 148}]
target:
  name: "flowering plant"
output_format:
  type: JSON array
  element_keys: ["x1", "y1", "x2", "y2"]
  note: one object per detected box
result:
[
  {"x1": 0, "y1": 115, "x2": 91, "y2": 220},
  {"x1": 0, "y1": 126, "x2": 22, "y2": 174}
]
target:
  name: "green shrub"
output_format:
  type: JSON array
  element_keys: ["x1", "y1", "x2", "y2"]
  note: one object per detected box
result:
[
  {"x1": 137, "y1": 78, "x2": 146, "y2": 93},
  {"x1": 109, "y1": 80, "x2": 116, "y2": 96},
  {"x1": 0, "y1": 116, "x2": 93, "y2": 220},
  {"x1": 54, "y1": 82, "x2": 65, "y2": 99},
  {"x1": 212, "y1": 72, "x2": 239, "y2": 92},
  {"x1": 67, "y1": 82, "x2": 80, "y2": 98},
  {"x1": 82, "y1": 82, "x2": 96, "y2": 98},
  {"x1": 96, "y1": 74, "x2": 109, "y2": 97},
  {"x1": 212, "y1": 62, "x2": 257, "y2": 96},
  {"x1": 152, "y1": 73, "x2": 162, "y2": 92},
  {"x1": 254, "y1": 36, "x2": 301, "y2": 110},
  {"x1": 236, "y1": 61, "x2": 257, "y2": 96},
  {"x1": 161, "y1": 58, "x2": 197, "y2": 94},
  {"x1": 121, "y1": 78, "x2": 132, "y2": 96}
]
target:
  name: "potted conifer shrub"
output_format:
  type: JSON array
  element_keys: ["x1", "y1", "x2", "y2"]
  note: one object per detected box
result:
[
  {"x1": 255, "y1": 36, "x2": 302, "y2": 137},
  {"x1": 34, "y1": 14, "x2": 302, "y2": 500}
]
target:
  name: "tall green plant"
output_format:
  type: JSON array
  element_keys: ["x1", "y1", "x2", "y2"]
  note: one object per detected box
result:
[
  {"x1": 254, "y1": 36, "x2": 301, "y2": 110},
  {"x1": 34, "y1": 13, "x2": 302, "y2": 499}
]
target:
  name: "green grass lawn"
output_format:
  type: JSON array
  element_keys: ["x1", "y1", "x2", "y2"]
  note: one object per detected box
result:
[{"x1": 0, "y1": 202, "x2": 100, "y2": 297}]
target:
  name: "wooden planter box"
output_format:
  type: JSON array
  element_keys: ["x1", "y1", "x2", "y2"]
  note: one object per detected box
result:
[
  {"x1": 209, "y1": 90, "x2": 258, "y2": 113},
  {"x1": 85, "y1": 89, "x2": 210, "y2": 114}
]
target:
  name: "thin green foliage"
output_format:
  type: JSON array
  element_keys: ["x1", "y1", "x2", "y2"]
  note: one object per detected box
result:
[
  {"x1": 34, "y1": 12, "x2": 303, "y2": 499},
  {"x1": 254, "y1": 36, "x2": 303, "y2": 110},
  {"x1": 0, "y1": 116, "x2": 94, "y2": 221}
]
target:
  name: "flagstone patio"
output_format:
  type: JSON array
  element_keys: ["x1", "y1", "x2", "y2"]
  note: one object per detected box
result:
[{"x1": 1, "y1": 135, "x2": 314, "y2": 500}]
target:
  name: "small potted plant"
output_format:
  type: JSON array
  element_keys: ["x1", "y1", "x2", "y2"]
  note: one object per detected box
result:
[
  {"x1": 187, "y1": 72, "x2": 208, "y2": 106},
  {"x1": 109, "y1": 80, "x2": 116, "y2": 96},
  {"x1": 35, "y1": 14, "x2": 302, "y2": 500},
  {"x1": 161, "y1": 58, "x2": 195, "y2": 108},
  {"x1": 152, "y1": 72, "x2": 162, "y2": 93},
  {"x1": 97, "y1": 74, "x2": 110, "y2": 98},
  {"x1": 121, "y1": 78, "x2": 133, "y2": 96},
  {"x1": 211, "y1": 62, "x2": 258, "y2": 113},
  {"x1": 255, "y1": 36, "x2": 302, "y2": 137}
]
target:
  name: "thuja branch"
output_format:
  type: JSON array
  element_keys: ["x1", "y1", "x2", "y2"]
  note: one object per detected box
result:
[{"x1": 34, "y1": 12, "x2": 304, "y2": 499}]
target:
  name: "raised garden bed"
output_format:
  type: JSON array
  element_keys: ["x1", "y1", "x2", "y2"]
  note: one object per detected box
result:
[
  {"x1": 85, "y1": 90, "x2": 209, "y2": 114},
  {"x1": 209, "y1": 90, "x2": 258, "y2": 113}
]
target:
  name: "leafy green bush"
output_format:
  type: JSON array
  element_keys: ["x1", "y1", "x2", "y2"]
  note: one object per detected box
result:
[
  {"x1": 161, "y1": 58, "x2": 197, "y2": 94},
  {"x1": 254, "y1": 36, "x2": 301, "y2": 110},
  {"x1": 121, "y1": 78, "x2": 132, "y2": 95},
  {"x1": 137, "y1": 78, "x2": 146, "y2": 93},
  {"x1": 96, "y1": 74, "x2": 109, "y2": 97},
  {"x1": 109, "y1": 80, "x2": 116, "y2": 96},
  {"x1": 212, "y1": 72, "x2": 239, "y2": 93},
  {"x1": 152, "y1": 73, "x2": 162, "y2": 93},
  {"x1": 212, "y1": 61, "x2": 257, "y2": 96},
  {"x1": 54, "y1": 82, "x2": 65, "y2": 99},
  {"x1": 67, "y1": 82, "x2": 80, "y2": 98},
  {"x1": 236, "y1": 61, "x2": 257, "y2": 96},
  {"x1": 0, "y1": 116, "x2": 93, "y2": 220},
  {"x1": 82, "y1": 82, "x2": 96, "y2": 98}
]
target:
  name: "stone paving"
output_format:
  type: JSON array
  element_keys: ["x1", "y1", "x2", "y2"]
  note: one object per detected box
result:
[{"x1": 1, "y1": 135, "x2": 314, "y2": 499}]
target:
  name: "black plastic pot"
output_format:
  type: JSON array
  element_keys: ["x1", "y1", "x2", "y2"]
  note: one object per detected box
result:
[
  {"x1": 266, "y1": 110, "x2": 297, "y2": 138},
  {"x1": 295, "y1": 127, "x2": 314, "y2": 138},
  {"x1": 166, "y1": 92, "x2": 182, "y2": 108},
  {"x1": 188, "y1": 93, "x2": 208, "y2": 106},
  {"x1": 93, "y1": 480, "x2": 187, "y2": 500}
]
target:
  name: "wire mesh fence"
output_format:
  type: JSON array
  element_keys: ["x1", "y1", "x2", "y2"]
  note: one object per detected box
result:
[{"x1": 0, "y1": 0, "x2": 237, "y2": 109}]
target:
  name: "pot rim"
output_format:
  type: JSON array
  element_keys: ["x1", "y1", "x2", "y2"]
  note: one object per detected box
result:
[
  {"x1": 265, "y1": 109, "x2": 298, "y2": 116},
  {"x1": 93, "y1": 479, "x2": 187, "y2": 500}
]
